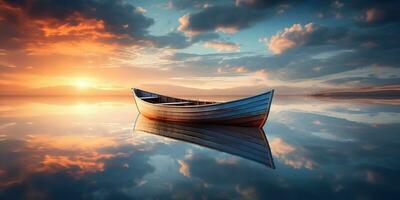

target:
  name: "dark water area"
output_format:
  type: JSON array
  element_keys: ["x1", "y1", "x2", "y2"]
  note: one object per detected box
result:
[{"x1": 0, "y1": 96, "x2": 399, "y2": 199}]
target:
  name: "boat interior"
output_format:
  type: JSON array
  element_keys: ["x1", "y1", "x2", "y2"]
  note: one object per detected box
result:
[{"x1": 134, "y1": 88, "x2": 216, "y2": 106}]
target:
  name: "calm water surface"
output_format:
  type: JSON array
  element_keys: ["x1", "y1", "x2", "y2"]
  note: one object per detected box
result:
[{"x1": 0, "y1": 96, "x2": 399, "y2": 199}]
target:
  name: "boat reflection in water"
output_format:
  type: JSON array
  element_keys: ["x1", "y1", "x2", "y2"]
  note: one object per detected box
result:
[{"x1": 134, "y1": 115, "x2": 275, "y2": 168}]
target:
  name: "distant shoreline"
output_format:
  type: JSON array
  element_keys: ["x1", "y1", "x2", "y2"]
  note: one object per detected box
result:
[{"x1": 311, "y1": 90, "x2": 400, "y2": 99}]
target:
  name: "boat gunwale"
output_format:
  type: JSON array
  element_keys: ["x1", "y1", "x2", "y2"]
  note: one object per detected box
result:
[{"x1": 132, "y1": 88, "x2": 274, "y2": 108}]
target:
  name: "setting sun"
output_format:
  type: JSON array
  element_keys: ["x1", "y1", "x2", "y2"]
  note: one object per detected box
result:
[{"x1": 75, "y1": 79, "x2": 91, "y2": 89}]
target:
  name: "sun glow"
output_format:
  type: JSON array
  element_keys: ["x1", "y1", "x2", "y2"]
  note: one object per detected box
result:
[{"x1": 75, "y1": 79, "x2": 91, "y2": 89}]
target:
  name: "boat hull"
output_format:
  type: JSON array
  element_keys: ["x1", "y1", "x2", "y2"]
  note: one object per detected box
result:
[{"x1": 132, "y1": 88, "x2": 274, "y2": 127}]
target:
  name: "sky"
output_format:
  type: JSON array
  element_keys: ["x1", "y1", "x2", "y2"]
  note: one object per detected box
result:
[{"x1": 0, "y1": 0, "x2": 399, "y2": 96}]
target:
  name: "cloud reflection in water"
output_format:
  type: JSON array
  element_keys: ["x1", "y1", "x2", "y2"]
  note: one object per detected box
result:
[{"x1": 0, "y1": 96, "x2": 399, "y2": 199}]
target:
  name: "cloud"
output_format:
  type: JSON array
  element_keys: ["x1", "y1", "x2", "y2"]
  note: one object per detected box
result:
[
  {"x1": 136, "y1": 6, "x2": 147, "y2": 13},
  {"x1": 32, "y1": 0, "x2": 153, "y2": 39},
  {"x1": 264, "y1": 23, "x2": 347, "y2": 54},
  {"x1": 235, "y1": 0, "x2": 286, "y2": 9},
  {"x1": 151, "y1": 31, "x2": 220, "y2": 49},
  {"x1": 253, "y1": 69, "x2": 268, "y2": 79},
  {"x1": 169, "y1": 0, "x2": 229, "y2": 10},
  {"x1": 178, "y1": 160, "x2": 191, "y2": 177},
  {"x1": 178, "y1": 5, "x2": 267, "y2": 35},
  {"x1": 190, "y1": 32, "x2": 220, "y2": 43},
  {"x1": 235, "y1": 185, "x2": 258, "y2": 200},
  {"x1": 1, "y1": 97, "x2": 400, "y2": 199},
  {"x1": 266, "y1": 23, "x2": 315, "y2": 54},
  {"x1": 175, "y1": 0, "x2": 400, "y2": 42},
  {"x1": 0, "y1": 135, "x2": 156, "y2": 199},
  {"x1": 150, "y1": 31, "x2": 191, "y2": 49},
  {"x1": 268, "y1": 138, "x2": 319, "y2": 169},
  {"x1": 270, "y1": 138, "x2": 295, "y2": 155},
  {"x1": 1, "y1": 0, "x2": 400, "y2": 93},
  {"x1": 365, "y1": 170, "x2": 382, "y2": 184},
  {"x1": 0, "y1": 0, "x2": 214, "y2": 52},
  {"x1": 232, "y1": 66, "x2": 248, "y2": 73},
  {"x1": 357, "y1": 2, "x2": 400, "y2": 26},
  {"x1": 365, "y1": 8, "x2": 385, "y2": 23},
  {"x1": 203, "y1": 40, "x2": 240, "y2": 52},
  {"x1": 176, "y1": 0, "x2": 307, "y2": 35},
  {"x1": 158, "y1": 26, "x2": 399, "y2": 89},
  {"x1": 0, "y1": 0, "x2": 155, "y2": 50},
  {"x1": 217, "y1": 65, "x2": 248, "y2": 73}
]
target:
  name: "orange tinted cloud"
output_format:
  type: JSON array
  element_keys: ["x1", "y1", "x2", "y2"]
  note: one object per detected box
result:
[
  {"x1": 40, "y1": 154, "x2": 107, "y2": 176},
  {"x1": 39, "y1": 16, "x2": 114, "y2": 39},
  {"x1": 178, "y1": 160, "x2": 191, "y2": 177},
  {"x1": 215, "y1": 26, "x2": 239, "y2": 34},
  {"x1": 178, "y1": 14, "x2": 199, "y2": 36},
  {"x1": 203, "y1": 40, "x2": 240, "y2": 52},
  {"x1": 26, "y1": 40, "x2": 117, "y2": 56},
  {"x1": 27, "y1": 134, "x2": 122, "y2": 176},
  {"x1": 217, "y1": 66, "x2": 248, "y2": 73},
  {"x1": 365, "y1": 8, "x2": 384, "y2": 23},
  {"x1": 270, "y1": 138, "x2": 318, "y2": 169},
  {"x1": 265, "y1": 23, "x2": 316, "y2": 54},
  {"x1": 28, "y1": 135, "x2": 117, "y2": 150},
  {"x1": 0, "y1": 0, "x2": 154, "y2": 52}
]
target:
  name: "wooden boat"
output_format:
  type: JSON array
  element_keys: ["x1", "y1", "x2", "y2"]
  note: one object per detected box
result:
[
  {"x1": 134, "y1": 115, "x2": 275, "y2": 168},
  {"x1": 132, "y1": 88, "x2": 274, "y2": 127}
]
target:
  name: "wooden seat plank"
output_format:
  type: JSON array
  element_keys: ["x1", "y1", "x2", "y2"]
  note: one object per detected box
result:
[
  {"x1": 141, "y1": 96, "x2": 158, "y2": 100},
  {"x1": 158, "y1": 102, "x2": 191, "y2": 105}
]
